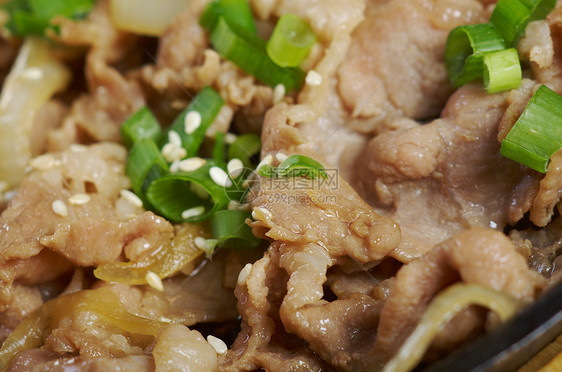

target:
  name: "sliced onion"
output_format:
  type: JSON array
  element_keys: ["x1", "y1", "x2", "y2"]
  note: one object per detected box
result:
[
  {"x1": 110, "y1": 0, "x2": 192, "y2": 36},
  {"x1": 0, "y1": 38, "x2": 70, "y2": 189}
]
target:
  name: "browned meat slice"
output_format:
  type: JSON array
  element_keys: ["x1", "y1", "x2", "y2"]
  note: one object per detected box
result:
[
  {"x1": 249, "y1": 170, "x2": 400, "y2": 263},
  {"x1": 219, "y1": 245, "x2": 335, "y2": 371},
  {"x1": 0, "y1": 284, "x2": 42, "y2": 343},
  {"x1": 47, "y1": 0, "x2": 145, "y2": 149},
  {"x1": 531, "y1": 5, "x2": 562, "y2": 94},
  {"x1": 338, "y1": 0, "x2": 486, "y2": 131},
  {"x1": 530, "y1": 150, "x2": 562, "y2": 226},
  {"x1": 510, "y1": 216, "x2": 562, "y2": 279},
  {"x1": 373, "y1": 228, "x2": 544, "y2": 366},
  {"x1": 30, "y1": 101, "x2": 68, "y2": 158},
  {"x1": 360, "y1": 84, "x2": 533, "y2": 260},
  {"x1": 251, "y1": 0, "x2": 366, "y2": 42},
  {"x1": 219, "y1": 158, "x2": 400, "y2": 370},
  {"x1": 0, "y1": 144, "x2": 173, "y2": 309},
  {"x1": 5, "y1": 253, "x2": 238, "y2": 370},
  {"x1": 146, "y1": 0, "x2": 367, "y2": 152},
  {"x1": 497, "y1": 80, "x2": 562, "y2": 227},
  {"x1": 518, "y1": 20, "x2": 554, "y2": 69},
  {"x1": 157, "y1": 0, "x2": 211, "y2": 72}
]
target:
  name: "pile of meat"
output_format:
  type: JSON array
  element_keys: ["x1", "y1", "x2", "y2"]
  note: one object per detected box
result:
[{"x1": 0, "y1": 0, "x2": 561, "y2": 371}]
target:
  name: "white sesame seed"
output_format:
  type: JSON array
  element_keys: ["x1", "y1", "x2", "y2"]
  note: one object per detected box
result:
[
  {"x1": 252, "y1": 207, "x2": 272, "y2": 221},
  {"x1": 30, "y1": 154, "x2": 56, "y2": 171},
  {"x1": 225, "y1": 133, "x2": 238, "y2": 144},
  {"x1": 68, "y1": 193, "x2": 91, "y2": 205},
  {"x1": 172, "y1": 147, "x2": 187, "y2": 161},
  {"x1": 256, "y1": 154, "x2": 273, "y2": 171},
  {"x1": 227, "y1": 158, "x2": 244, "y2": 179},
  {"x1": 228, "y1": 200, "x2": 250, "y2": 211},
  {"x1": 273, "y1": 84, "x2": 286, "y2": 104},
  {"x1": 22, "y1": 67, "x2": 43, "y2": 80},
  {"x1": 194, "y1": 237, "x2": 209, "y2": 251},
  {"x1": 168, "y1": 130, "x2": 182, "y2": 147},
  {"x1": 161, "y1": 144, "x2": 186, "y2": 162},
  {"x1": 52, "y1": 200, "x2": 68, "y2": 217},
  {"x1": 209, "y1": 167, "x2": 233, "y2": 188},
  {"x1": 184, "y1": 111, "x2": 202, "y2": 134},
  {"x1": 237, "y1": 263, "x2": 253, "y2": 286},
  {"x1": 120, "y1": 189, "x2": 143, "y2": 208},
  {"x1": 179, "y1": 157, "x2": 206, "y2": 172},
  {"x1": 207, "y1": 335, "x2": 228, "y2": 355},
  {"x1": 169, "y1": 160, "x2": 181, "y2": 173},
  {"x1": 145, "y1": 271, "x2": 164, "y2": 292},
  {"x1": 69, "y1": 144, "x2": 87, "y2": 153},
  {"x1": 161, "y1": 143, "x2": 175, "y2": 159},
  {"x1": 181, "y1": 206, "x2": 205, "y2": 220},
  {"x1": 275, "y1": 152, "x2": 288, "y2": 163},
  {"x1": 305, "y1": 70, "x2": 323, "y2": 86}
]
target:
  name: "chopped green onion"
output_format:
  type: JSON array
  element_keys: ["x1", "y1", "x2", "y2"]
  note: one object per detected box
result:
[
  {"x1": 121, "y1": 106, "x2": 163, "y2": 149},
  {"x1": 490, "y1": 0, "x2": 556, "y2": 46},
  {"x1": 213, "y1": 132, "x2": 226, "y2": 166},
  {"x1": 258, "y1": 164, "x2": 277, "y2": 178},
  {"x1": 445, "y1": 23, "x2": 506, "y2": 87},
  {"x1": 277, "y1": 154, "x2": 328, "y2": 179},
  {"x1": 208, "y1": 209, "x2": 260, "y2": 251},
  {"x1": 500, "y1": 85, "x2": 562, "y2": 173},
  {"x1": 259, "y1": 154, "x2": 327, "y2": 179},
  {"x1": 209, "y1": 16, "x2": 306, "y2": 91},
  {"x1": 266, "y1": 14, "x2": 316, "y2": 67},
  {"x1": 126, "y1": 138, "x2": 168, "y2": 200},
  {"x1": 2, "y1": 0, "x2": 96, "y2": 37},
  {"x1": 168, "y1": 87, "x2": 224, "y2": 158},
  {"x1": 199, "y1": 0, "x2": 257, "y2": 34},
  {"x1": 483, "y1": 48, "x2": 522, "y2": 94},
  {"x1": 145, "y1": 161, "x2": 231, "y2": 223},
  {"x1": 227, "y1": 133, "x2": 261, "y2": 167}
]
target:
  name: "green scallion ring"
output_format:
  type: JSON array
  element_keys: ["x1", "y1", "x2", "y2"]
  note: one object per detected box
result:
[
  {"x1": 277, "y1": 154, "x2": 328, "y2": 179},
  {"x1": 483, "y1": 48, "x2": 522, "y2": 94},
  {"x1": 209, "y1": 16, "x2": 306, "y2": 91},
  {"x1": 121, "y1": 106, "x2": 162, "y2": 149},
  {"x1": 209, "y1": 209, "x2": 260, "y2": 250},
  {"x1": 500, "y1": 85, "x2": 562, "y2": 173},
  {"x1": 491, "y1": 0, "x2": 556, "y2": 46},
  {"x1": 199, "y1": 0, "x2": 257, "y2": 34},
  {"x1": 145, "y1": 161, "x2": 232, "y2": 223},
  {"x1": 445, "y1": 23, "x2": 506, "y2": 87},
  {"x1": 227, "y1": 133, "x2": 261, "y2": 167},
  {"x1": 168, "y1": 86, "x2": 224, "y2": 159},
  {"x1": 266, "y1": 14, "x2": 316, "y2": 68},
  {"x1": 126, "y1": 138, "x2": 169, "y2": 201}
]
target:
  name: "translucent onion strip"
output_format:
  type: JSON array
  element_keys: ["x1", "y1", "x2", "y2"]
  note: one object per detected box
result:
[
  {"x1": 94, "y1": 223, "x2": 207, "y2": 284},
  {"x1": 110, "y1": 0, "x2": 192, "y2": 36},
  {"x1": 0, "y1": 38, "x2": 71, "y2": 189},
  {"x1": 382, "y1": 283, "x2": 520, "y2": 372},
  {"x1": 0, "y1": 286, "x2": 169, "y2": 369}
]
